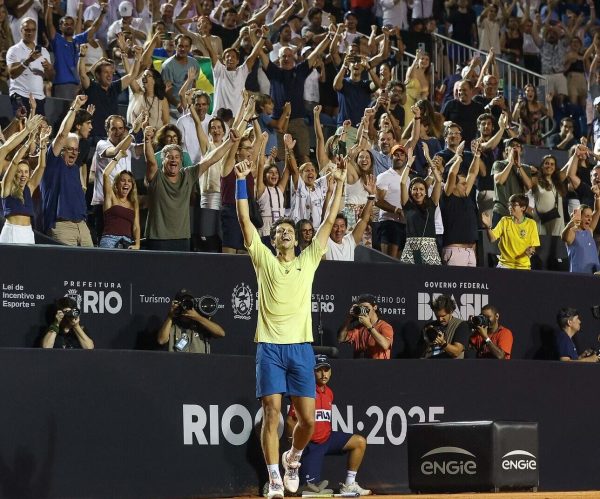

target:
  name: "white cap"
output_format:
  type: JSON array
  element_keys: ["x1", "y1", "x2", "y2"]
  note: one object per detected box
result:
[
  {"x1": 594, "y1": 95, "x2": 600, "y2": 107},
  {"x1": 118, "y1": 1, "x2": 133, "y2": 17}
]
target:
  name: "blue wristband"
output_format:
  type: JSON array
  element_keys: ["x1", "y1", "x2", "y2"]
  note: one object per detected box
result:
[{"x1": 235, "y1": 178, "x2": 248, "y2": 200}]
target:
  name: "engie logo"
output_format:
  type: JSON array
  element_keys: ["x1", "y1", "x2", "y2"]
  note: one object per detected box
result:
[
  {"x1": 421, "y1": 447, "x2": 477, "y2": 475},
  {"x1": 501, "y1": 450, "x2": 537, "y2": 471},
  {"x1": 64, "y1": 285, "x2": 123, "y2": 314},
  {"x1": 418, "y1": 292, "x2": 489, "y2": 321},
  {"x1": 232, "y1": 282, "x2": 253, "y2": 320}
]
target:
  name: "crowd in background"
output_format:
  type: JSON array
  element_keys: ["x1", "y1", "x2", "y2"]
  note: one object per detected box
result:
[{"x1": 0, "y1": 0, "x2": 600, "y2": 272}]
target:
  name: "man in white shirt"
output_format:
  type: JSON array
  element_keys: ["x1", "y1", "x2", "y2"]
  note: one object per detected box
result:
[
  {"x1": 107, "y1": 1, "x2": 146, "y2": 46},
  {"x1": 177, "y1": 91, "x2": 213, "y2": 164},
  {"x1": 375, "y1": 144, "x2": 407, "y2": 259},
  {"x1": 326, "y1": 190, "x2": 375, "y2": 261},
  {"x1": 6, "y1": 17, "x2": 54, "y2": 116},
  {"x1": 202, "y1": 26, "x2": 267, "y2": 116},
  {"x1": 90, "y1": 114, "x2": 144, "y2": 237}
]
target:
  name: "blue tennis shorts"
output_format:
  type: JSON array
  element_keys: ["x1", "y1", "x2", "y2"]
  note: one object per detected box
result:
[
  {"x1": 256, "y1": 343, "x2": 316, "y2": 398},
  {"x1": 300, "y1": 431, "x2": 353, "y2": 484}
]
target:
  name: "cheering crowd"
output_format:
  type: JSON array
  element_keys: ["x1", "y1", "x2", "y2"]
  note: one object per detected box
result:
[{"x1": 0, "y1": 0, "x2": 599, "y2": 272}]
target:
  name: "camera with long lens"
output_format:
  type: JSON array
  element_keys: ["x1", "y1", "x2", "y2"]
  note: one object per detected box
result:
[
  {"x1": 423, "y1": 324, "x2": 444, "y2": 344},
  {"x1": 175, "y1": 293, "x2": 219, "y2": 317},
  {"x1": 351, "y1": 305, "x2": 370, "y2": 317},
  {"x1": 468, "y1": 314, "x2": 490, "y2": 329},
  {"x1": 64, "y1": 308, "x2": 80, "y2": 319}
]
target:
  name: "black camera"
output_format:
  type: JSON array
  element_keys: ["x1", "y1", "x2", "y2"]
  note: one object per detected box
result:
[
  {"x1": 175, "y1": 295, "x2": 196, "y2": 316},
  {"x1": 64, "y1": 308, "x2": 80, "y2": 319},
  {"x1": 423, "y1": 323, "x2": 443, "y2": 344},
  {"x1": 469, "y1": 314, "x2": 491, "y2": 329},
  {"x1": 351, "y1": 305, "x2": 370, "y2": 316}
]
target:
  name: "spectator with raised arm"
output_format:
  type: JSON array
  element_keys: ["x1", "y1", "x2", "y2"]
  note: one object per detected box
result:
[
  {"x1": 0, "y1": 116, "x2": 46, "y2": 244},
  {"x1": 127, "y1": 67, "x2": 171, "y2": 130},
  {"x1": 78, "y1": 43, "x2": 141, "y2": 140},
  {"x1": 512, "y1": 84, "x2": 553, "y2": 146},
  {"x1": 99, "y1": 147, "x2": 140, "y2": 249},
  {"x1": 160, "y1": 34, "x2": 199, "y2": 108},
  {"x1": 41, "y1": 95, "x2": 94, "y2": 246},
  {"x1": 45, "y1": 0, "x2": 106, "y2": 100},
  {"x1": 143, "y1": 123, "x2": 238, "y2": 252}
]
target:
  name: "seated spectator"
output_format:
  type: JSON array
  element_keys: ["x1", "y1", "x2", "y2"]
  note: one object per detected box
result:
[
  {"x1": 0, "y1": 116, "x2": 47, "y2": 244},
  {"x1": 421, "y1": 294, "x2": 469, "y2": 359},
  {"x1": 7, "y1": 18, "x2": 54, "y2": 116},
  {"x1": 143, "y1": 123, "x2": 237, "y2": 251},
  {"x1": 561, "y1": 195, "x2": 600, "y2": 274},
  {"x1": 41, "y1": 297, "x2": 94, "y2": 349},
  {"x1": 555, "y1": 308, "x2": 599, "y2": 362},
  {"x1": 546, "y1": 117, "x2": 577, "y2": 150},
  {"x1": 157, "y1": 289, "x2": 225, "y2": 353},
  {"x1": 45, "y1": 1, "x2": 105, "y2": 100},
  {"x1": 440, "y1": 143, "x2": 481, "y2": 266},
  {"x1": 338, "y1": 294, "x2": 393, "y2": 359},
  {"x1": 285, "y1": 355, "x2": 371, "y2": 497},
  {"x1": 41, "y1": 95, "x2": 94, "y2": 247},
  {"x1": 482, "y1": 193, "x2": 540, "y2": 270},
  {"x1": 324, "y1": 176, "x2": 375, "y2": 261},
  {"x1": 98, "y1": 147, "x2": 140, "y2": 249},
  {"x1": 468, "y1": 304, "x2": 513, "y2": 359},
  {"x1": 127, "y1": 68, "x2": 170, "y2": 130}
]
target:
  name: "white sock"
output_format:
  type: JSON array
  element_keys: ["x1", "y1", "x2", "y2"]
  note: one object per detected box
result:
[
  {"x1": 289, "y1": 446, "x2": 303, "y2": 462},
  {"x1": 345, "y1": 470, "x2": 357, "y2": 485},
  {"x1": 267, "y1": 464, "x2": 282, "y2": 483}
]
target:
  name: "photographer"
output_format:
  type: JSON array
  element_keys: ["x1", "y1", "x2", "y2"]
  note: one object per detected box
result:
[
  {"x1": 555, "y1": 308, "x2": 599, "y2": 363},
  {"x1": 421, "y1": 294, "x2": 469, "y2": 359},
  {"x1": 157, "y1": 289, "x2": 225, "y2": 353},
  {"x1": 41, "y1": 297, "x2": 94, "y2": 349},
  {"x1": 338, "y1": 294, "x2": 393, "y2": 359},
  {"x1": 468, "y1": 305, "x2": 513, "y2": 359}
]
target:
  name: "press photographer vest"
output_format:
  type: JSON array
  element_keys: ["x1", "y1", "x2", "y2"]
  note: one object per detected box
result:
[{"x1": 168, "y1": 324, "x2": 210, "y2": 354}]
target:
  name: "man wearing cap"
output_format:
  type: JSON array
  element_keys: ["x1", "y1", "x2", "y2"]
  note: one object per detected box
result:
[
  {"x1": 375, "y1": 143, "x2": 407, "y2": 259},
  {"x1": 286, "y1": 355, "x2": 372, "y2": 496},
  {"x1": 338, "y1": 294, "x2": 393, "y2": 359},
  {"x1": 555, "y1": 308, "x2": 599, "y2": 362},
  {"x1": 157, "y1": 289, "x2": 225, "y2": 353},
  {"x1": 107, "y1": 1, "x2": 146, "y2": 46}
]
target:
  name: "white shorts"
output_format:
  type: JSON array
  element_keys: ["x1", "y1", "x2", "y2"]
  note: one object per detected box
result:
[{"x1": 0, "y1": 221, "x2": 35, "y2": 244}]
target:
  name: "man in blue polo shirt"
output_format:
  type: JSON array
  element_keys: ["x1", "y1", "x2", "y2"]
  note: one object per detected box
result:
[
  {"x1": 45, "y1": 0, "x2": 106, "y2": 99},
  {"x1": 41, "y1": 95, "x2": 93, "y2": 247},
  {"x1": 257, "y1": 34, "x2": 331, "y2": 164},
  {"x1": 555, "y1": 308, "x2": 599, "y2": 362}
]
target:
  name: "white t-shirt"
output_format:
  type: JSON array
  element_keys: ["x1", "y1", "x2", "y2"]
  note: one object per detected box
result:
[
  {"x1": 91, "y1": 141, "x2": 136, "y2": 205},
  {"x1": 289, "y1": 176, "x2": 328, "y2": 227},
  {"x1": 376, "y1": 168, "x2": 403, "y2": 223},
  {"x1": 303, "y1": 68, "x2": 320, "y2": 103},
  {"x1": 212, "y1": 60, "x2": 249, "y2": 117},
  {"x1": 6, "y1": 41, "x2": 50, "y2": 100},
  {"x1": 326, "y1": 233, "x2": 356, "y2": 261},
  {"x1": 107, "y1": 18, "x2": 145, "y2": 45},
  {"x1": 176, "y1": 112, "x2": 212, "y2": 164}
]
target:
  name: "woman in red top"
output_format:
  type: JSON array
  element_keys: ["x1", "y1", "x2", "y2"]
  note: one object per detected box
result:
[{"x1": 99, "y1": 148, "x2": 140, "y2": 249}]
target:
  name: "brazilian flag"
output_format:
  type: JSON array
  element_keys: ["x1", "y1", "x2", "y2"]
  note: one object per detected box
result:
[{"x1": 152, "y1": 55, "x2": 215, "y2": 112}]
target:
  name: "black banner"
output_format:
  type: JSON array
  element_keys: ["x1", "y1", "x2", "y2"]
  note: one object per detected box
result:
[
  {"x1": 0, "y1": 351, "x2": 599, "y2": 497},
  {"x1": 1, "y1": 245, "x2": 600, "y2": 359}
]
